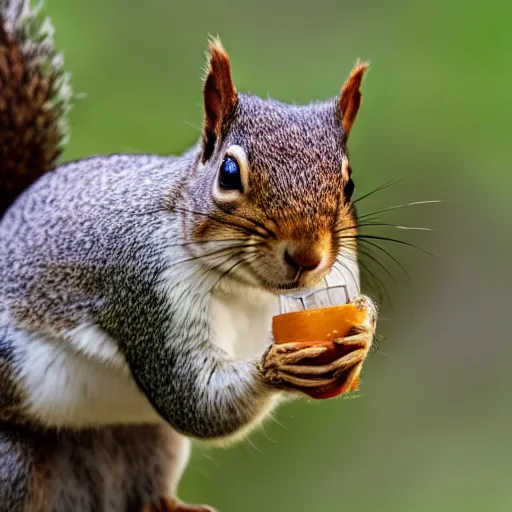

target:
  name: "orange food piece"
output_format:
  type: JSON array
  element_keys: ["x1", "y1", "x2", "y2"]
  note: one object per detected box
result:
[
  {"x1": 272, "y1": 304, "x2": 366, "y2": 399},
  {"x1": 272, "y1": 304, "x2": 365, "y2": 345}
]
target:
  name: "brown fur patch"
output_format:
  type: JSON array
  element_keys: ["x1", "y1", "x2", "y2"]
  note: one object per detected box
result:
[
  {"x1": 339, "y1": 60, "x2": 369, "y2": 136},
  {"x1": 202, "y1": 37, "x2": 238, "y2": 162},
  {"x1": 25, "y1": 446, "x2": 54, "y2": 511},
  {"x1": 0, "y1": 26, "x2": 63, "y2": 216}
]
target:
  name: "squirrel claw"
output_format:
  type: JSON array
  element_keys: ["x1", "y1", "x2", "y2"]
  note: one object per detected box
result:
[
  {"x1": 264, "y1": 343, "x2": 329, "y2": 366},
  {"x1": 271, "y1": 371, "x2": 336, "y2": 388},
  {"x1": 144, "y1": 498, "x2": 216, "y2": 512},
  {"x1": 332, "y1": 333, "x2": 368, "y2": 348},
  {"x1": 278, "y1": 348, "x2": 366, "y2": 376}
]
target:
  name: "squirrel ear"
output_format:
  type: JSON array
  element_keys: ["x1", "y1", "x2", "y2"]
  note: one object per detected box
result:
[
  {"x1": 339, "y1": 60, "x2": 369, "y2": 137},
  {"x1": 201, "y1": 37, "x2": 238, "y2": 163}
]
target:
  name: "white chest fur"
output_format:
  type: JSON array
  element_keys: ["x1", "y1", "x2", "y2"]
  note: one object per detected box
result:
[
  {"x1": 209, "y1": 284, "x2": 279, "y2": 359},
  {"x1": 9, "y1": 319, "x2": 162, "y2": 427}
]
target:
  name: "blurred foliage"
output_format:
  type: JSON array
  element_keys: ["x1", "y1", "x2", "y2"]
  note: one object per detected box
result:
[{"x1": 47, "y1": 0, "x2": 511, "y2": 510}]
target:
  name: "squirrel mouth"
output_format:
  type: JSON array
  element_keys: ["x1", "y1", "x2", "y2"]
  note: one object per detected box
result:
[
  {"x1": 253, "y1": 278, "x2": 302, "y2": 295},
  {"x1": 271, "y1": 279, "x2": 321, "y2": 294},
  {"x1": 252, "y1": 264, "x2": 331, "y2": 295},
  {"x1": 265, "y1": 270, "x2": 330, "y2": 294},
  {"x1": 275, "y1": 281, "x2": 302, "y2": 291}
]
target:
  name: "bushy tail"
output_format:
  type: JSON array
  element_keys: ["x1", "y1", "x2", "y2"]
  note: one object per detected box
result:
[{"x1": 0, "y1": 0, "x2": 72, "y2": 216}]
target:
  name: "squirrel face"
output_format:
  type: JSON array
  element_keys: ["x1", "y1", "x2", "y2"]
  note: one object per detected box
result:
[{"x1": 184, "y1": 38, "x2": 368, "y2": 294}]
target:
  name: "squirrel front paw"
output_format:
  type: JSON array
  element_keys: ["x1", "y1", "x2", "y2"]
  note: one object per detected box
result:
[
  {"x1": 259, "y1": 294, "x2": 377, "y2": 399},
  {"x1": 143, "y1": 497, "x2": 216, "y2": 512}
]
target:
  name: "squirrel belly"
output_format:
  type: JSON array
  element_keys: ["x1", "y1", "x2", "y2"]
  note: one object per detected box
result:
[{"x1": 0, "y1": 313, "x2": 162, "y2": 427}]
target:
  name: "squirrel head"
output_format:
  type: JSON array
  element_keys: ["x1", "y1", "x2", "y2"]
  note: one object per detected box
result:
[{"x1": 184, "y1": 37, "x2": 368, "y2": 294}]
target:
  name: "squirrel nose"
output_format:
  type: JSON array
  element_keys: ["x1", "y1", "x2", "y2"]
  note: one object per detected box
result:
[{"x1": 284, "y1": 247, "x2": 323, "y2": 272}]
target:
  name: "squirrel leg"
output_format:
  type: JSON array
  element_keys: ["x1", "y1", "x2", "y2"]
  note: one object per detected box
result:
[{"x1": 144, "y1": 497, "x2": 216, "y2": 512}]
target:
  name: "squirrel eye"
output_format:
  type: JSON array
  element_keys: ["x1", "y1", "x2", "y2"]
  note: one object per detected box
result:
[
  {"x1": 343, "y1": 163, "x2": 354, "y2": 199},
  {"x1": 344, "y1": 178, "x2": 355, "y2": 199},
  {"x1": 219, "y1": 156, "x2": 242, "y2": 191}
]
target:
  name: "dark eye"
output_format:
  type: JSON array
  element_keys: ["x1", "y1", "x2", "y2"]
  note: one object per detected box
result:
[
  {"x1": 219, "y1": 156, "x2": 242, "y2": 191},
  {"x1": 344, "y1": 164, "x2": 354, "y2": 199},
  {"x1": 344, "y1": 178, "x2": 355, "y2": 199}
]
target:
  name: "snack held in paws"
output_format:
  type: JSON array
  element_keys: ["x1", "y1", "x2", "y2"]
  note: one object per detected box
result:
[{"x1": 272, "y1": 286, "x2": 370, "y2": 399}]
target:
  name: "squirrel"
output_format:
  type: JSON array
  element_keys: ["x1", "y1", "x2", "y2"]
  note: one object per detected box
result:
[{"x1": 0, "y1": 0, "x2": 378, "y2": 511}]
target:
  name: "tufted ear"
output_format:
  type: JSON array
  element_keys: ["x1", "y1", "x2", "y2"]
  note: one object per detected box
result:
[
  {"x1": 201, "y1": 37, "x2": 238, "y2": 163},
  {"x1": 339, "y1": 59, "x2": 369, "y2": 137}
]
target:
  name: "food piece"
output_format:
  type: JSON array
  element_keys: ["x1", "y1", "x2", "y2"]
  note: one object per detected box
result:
[
  {"x1": 272, "y1": 303, "x2": 366, "y2": 399},
  {"x1": 272, "y1": 303, "x2": 365, "y2": 344}
]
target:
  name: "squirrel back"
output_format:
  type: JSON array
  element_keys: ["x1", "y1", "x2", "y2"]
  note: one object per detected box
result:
[{"x1": 0, "y1": 0, "x2": 72, "y2": 217}]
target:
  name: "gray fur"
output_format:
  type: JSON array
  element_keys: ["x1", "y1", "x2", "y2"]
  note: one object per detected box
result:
[
  {"x1": 0, "y1": 1, "x2": 369, "y2": 510},
  {"x1": 0, "y1": 427, "x2": 30, "y2": 512},
  {"x1": 0, "y1": 423, "x2": 187, "y2": 511},
  {"x1": 1, "y1": 149, "x2": 274, "y2": 438}
]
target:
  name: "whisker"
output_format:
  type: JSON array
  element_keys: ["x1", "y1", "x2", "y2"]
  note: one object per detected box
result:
[
  {"x1": 186, "y1": 250, "x2": 245, "y2": 293},
  {"x1": 174, "y1": 206, "x2": 272, "y2": 238},
  {"x1": 352, "y1": 179, "x2": 402, "y2": 205},
  {"x1": 382, "y1": 225, "x2": 432, "y2": 232},
  {"x1": 168, "y1": 242, "x2": 264, "y2": 268},
  {"x1": 334, "y1": 222, "x2": 432, "y2": 235},
  {"x1": 196, "y1": 255, "x2": 234, "y2": 290},
  {"x1": 167, "y1": 238, "x2": 260, "y2": 249},
  {"x1": 336, "y1": 240, "x2": 398, "y2": 306},
  {"x1": 356, "y1": 246, "x2": 396, "y2": 284},
  {"x1": 136, "y1": 204, "x2": 275, "y2": 238},
  {"x1": 176, "y1": 207, "x2": 258, "y2": 236},
  {"x1": 338, "y1": 254, "x2": 387, "y2": 304},
  {"x1": 132, "y1": 206, "x2": 170, "y2": 216},
  {"x1": 134, "y1": 205, "x2": 263, "y2": 238},
  {"x1": 357, "y1": 238, "x2": 412, "y2": 284},
  {"x1": 357, "y1": 247, "x2": 396, "y2": 309},
  {"x1": 357, "y1": 258, "x2": 388, "y2": 304},
  {"x1": 333, "y1": 256, "x2": 360, "y2": 294},
  {"x1": 357, "y1": 223, "x2": 432, "y2": 232},
  {"x1": 209, "y1": 252, "x2": 260, "y2": 294},
  {"x1": 357, "y1": 200, "x2": 443, "y2": 221},
  {"x1": 198, "y1": 248, "x2": 253, "y2": 287},
  {"x1": 339, "y1": 234, "x2": 437, "y2": 259}
]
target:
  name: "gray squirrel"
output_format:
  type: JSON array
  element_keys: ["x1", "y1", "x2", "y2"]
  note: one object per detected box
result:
[{"x1": 0, "y1": 0, "x2": 378, "y2": 510}]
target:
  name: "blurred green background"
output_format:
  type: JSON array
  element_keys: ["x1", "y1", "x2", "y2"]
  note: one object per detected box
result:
[{"x1": 47, "y1": 0, "x2": 511, "y2": 510}]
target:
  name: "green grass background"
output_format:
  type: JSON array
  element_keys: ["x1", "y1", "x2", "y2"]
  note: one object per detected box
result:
[{"x1": 46, "y1": 0, "x2": 512, "y2": 510}]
